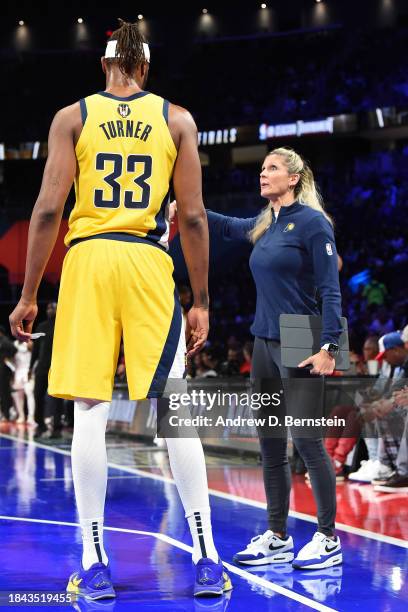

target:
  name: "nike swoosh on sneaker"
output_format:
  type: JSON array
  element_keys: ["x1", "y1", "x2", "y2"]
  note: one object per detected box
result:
[
  {"x1": 269, "y1": 543, "x2": 287, "y2": 551},
  {"x1": 325, "y1": 544, "x2": 338, "y2": 553}
]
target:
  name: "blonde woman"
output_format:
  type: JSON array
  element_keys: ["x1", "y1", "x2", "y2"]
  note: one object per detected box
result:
[{"x1": 206, "y1": 148, "x2": 343, "y2": 570}]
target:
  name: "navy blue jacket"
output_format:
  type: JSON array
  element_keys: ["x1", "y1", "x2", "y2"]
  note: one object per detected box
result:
[{"x1": 207, "y1": 202, "x2": 342, "y2": 344}]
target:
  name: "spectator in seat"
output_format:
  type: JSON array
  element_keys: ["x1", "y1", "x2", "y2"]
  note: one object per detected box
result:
[
  {"x1": 200, "y1": 348, "x2": 220, "y2": 378},
  {"x1": 363, "y1": 278, "x2": 388, "y2": 309},
  {"x1": 240, "y1": 341, "x2": 253, "y2": 376},
  {"x1": 371, "y1": 328, "x2": 408, "y2": 493},
  {"x1": 369, "y1": 307, "x2": 394, "y2": 337}
]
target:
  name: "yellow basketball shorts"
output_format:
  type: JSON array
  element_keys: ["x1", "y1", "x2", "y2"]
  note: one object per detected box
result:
[{"x1": 48, "y1": 235, "x2": 184, "y2": 401}]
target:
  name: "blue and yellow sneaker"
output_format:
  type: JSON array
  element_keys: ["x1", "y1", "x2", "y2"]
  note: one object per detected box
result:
[
  {"x1": 194, "y1": 558, "x2": 233, "y2": 597},
  {"x1": 67, "y1": 562, "x2": 116, "y2": 601}
]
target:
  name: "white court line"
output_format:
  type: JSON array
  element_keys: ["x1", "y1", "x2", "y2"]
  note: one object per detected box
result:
[
  {"x1": 39, "y1": 475, "x2": 143, "y2": 482},
  {"x1": 0, "y1": 514, "x2": 337, "y2": 612},
  {"x1": 1, "y1": 432, "x2": 407, "y2": 549}
]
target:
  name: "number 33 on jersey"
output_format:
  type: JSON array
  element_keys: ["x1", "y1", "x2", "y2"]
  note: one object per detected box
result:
[{"x1": 65, "y1": 91, "x2": 177, "y2": 250}]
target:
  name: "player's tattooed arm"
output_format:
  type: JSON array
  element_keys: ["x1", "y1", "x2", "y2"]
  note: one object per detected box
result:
[{"x1": 198, "y1": 290, "x2": 209, "y2": 310}]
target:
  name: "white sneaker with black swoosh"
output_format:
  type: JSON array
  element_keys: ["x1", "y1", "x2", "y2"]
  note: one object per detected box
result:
[
  {"x1": 292, "y1": 532, "x2": 342, "y2": 570},
  {"x1": 233, "y1": 530, "x2": 294, "y2": 566}
]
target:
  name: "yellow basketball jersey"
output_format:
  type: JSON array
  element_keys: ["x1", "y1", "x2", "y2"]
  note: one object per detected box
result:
[{"x1": 65, "y1": 91, "x2": 177, "y2": 248}]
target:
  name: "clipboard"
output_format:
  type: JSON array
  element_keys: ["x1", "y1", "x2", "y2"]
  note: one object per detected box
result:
[{"x1": 279, "y1": 314, "x2": 350, "y2": 370}]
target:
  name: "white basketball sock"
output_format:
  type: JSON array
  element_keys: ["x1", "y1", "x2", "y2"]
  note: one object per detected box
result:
[
  {"x1": 71, "y1": 401, "x2": 110, "y2": 569},
  {"x1": 165, "y1": 436, "x2": 219, "y2": 564}
]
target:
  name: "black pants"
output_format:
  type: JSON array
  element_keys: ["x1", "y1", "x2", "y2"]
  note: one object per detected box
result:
[
  {"x1": 34, "y1": 371, "x2": 49, "y2": 430},
  {"x1": 0, "y1": 366, "x2": 13, "y2": 420},
  {"x1": 252, "y1": 337, "x2": 336, "y2": 536}
]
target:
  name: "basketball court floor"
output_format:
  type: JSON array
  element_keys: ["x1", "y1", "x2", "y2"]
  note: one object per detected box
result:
[{"x1": 0, "y1": 425, "x2": 406, "y2": 611}]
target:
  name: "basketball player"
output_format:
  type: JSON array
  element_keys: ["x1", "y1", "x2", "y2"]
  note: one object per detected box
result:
[{"x1": 9, "y1": 20, "x2": 231, "y2": 600}]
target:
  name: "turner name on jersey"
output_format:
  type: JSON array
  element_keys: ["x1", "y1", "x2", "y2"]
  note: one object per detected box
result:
[{"x1": 99, "y1": 119, "x2": 153, "y2": 142}]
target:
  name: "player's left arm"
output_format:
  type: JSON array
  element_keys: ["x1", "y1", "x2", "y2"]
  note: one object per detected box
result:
[{"x1": 9, "y1": 106, "x2": 78, "y2": 341}]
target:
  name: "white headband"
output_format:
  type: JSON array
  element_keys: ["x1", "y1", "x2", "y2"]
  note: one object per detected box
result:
[{"x1": 105, "y1": 39, "x2": 150, "y2": 63}]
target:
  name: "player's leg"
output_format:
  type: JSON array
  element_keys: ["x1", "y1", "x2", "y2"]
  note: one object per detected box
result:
[
  {"x1": 66, "y1": 397, "x2": 116, "y2": 600},
  {"x1": 156, "y1": 328, "x2": 231, "y2": 595},
  {"x1": 48, "y1": 240, "x2": 122, "y2": 599},
  {"x1": 71, "y1": 398, "x2": 110, "y2": 570},
  {"x1": 165, "y1": 433, "x2": 232, "y2": 596},
  {"x1": 165, "y1": 433, "x2": 219, "y2": 563},
  {"x1": 160, "y1": 315, "x2": 220, "y2": 565},
  {"x1": 122, "y1": 243, "x2": 231, "y2": 596}
]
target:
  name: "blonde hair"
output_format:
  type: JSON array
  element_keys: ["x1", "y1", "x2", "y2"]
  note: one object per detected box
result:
[{"x1": 249, "y1": 147, "x2": 332, "y2": 244}]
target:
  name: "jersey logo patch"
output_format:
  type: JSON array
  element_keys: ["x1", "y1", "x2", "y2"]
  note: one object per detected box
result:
[
  {"x1": 283, "y1": 223, "x2": 295, "y2": 232},
  {"x1": 117, "y1": 103, "x2": 131, "y2": 118},
  {"x1": 326, "y1": 243, "x2": 333, "y2": 256}
]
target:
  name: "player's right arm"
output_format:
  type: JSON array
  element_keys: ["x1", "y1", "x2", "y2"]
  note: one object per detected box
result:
[
  {"x1": 9, "y1": 104, "x2": 79, "y2": 341},
  {"x1": 169, "y1": 105, "x2": 209, "y2": 356}
]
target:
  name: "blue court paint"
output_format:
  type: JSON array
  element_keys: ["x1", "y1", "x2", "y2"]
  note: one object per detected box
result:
[{"x1": 0, "y1": 435, "x2": 407, "y2": 611}]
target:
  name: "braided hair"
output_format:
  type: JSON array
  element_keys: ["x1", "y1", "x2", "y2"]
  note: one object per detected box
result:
[{"x1": 106, "y1": 19, "x2": 147, "y2": 77}]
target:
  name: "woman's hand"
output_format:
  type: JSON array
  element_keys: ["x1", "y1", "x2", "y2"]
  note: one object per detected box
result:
[{"x1": 298, "y1": 349, "x2": 335, "y2": 375}]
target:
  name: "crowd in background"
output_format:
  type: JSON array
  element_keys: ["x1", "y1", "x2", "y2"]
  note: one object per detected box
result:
[
  {"x1": 176, "y1": 27, "x2": 408, "y2": 128},
  {"x1": 2, "y1": 27, "x2": 408, "y2": 143}
]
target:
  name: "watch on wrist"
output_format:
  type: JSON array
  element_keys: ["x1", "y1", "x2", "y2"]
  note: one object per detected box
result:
[{"x1": 321, "y1": 343, "x2": 339, "y2": 356}]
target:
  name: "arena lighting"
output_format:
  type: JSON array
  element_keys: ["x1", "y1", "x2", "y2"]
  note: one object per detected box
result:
[
  {"x1": 202, "y1": 8, "x2": 208, "y2": 14},
  {"x1": 138, "y1": 14, "x2": 143, "y2": 20},
  {"x1": 376, "y1": 108, "x2": 385, "y2": 128},
  {"x1": 198, "y1": 128, "x2": 237, "y2": 146},
  {"x1": 32, "y1": 141, "x2": 40, "y2": 160},
  {"x1": 77, "y1": 17, "x2": 83, "y2": 24},
  {"x1": 259, "y1": 116, "x2": 334, "y2": 139},
  {"x1": 18, "y1": 20, "x2": 24, "y2": 26}
]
